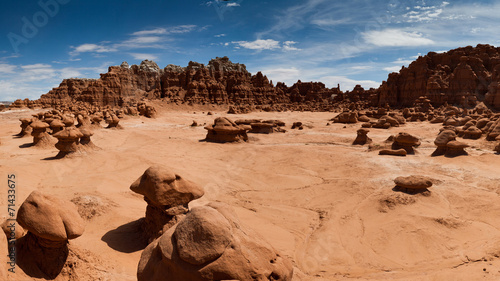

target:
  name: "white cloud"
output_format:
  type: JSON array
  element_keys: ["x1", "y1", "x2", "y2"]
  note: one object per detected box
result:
[
  {"x1": 383, "y1": 66, "x2": 402, "y2": 73},
  {"x1": 132, "y1": 25, "x2": 196, "y2": 36},
  {"x1": 132, "y1": 28, "x2": 168, "y2": 36},
  {"x1": 319, "y1": 76, "x2": 380, "y2": 91},
  {"x1": 227, "y1": 3, "x2": 240, "y2": 7},
  {"x1": 259, "y1": 67, "x2": 301, "y2": 85},
  {"x1": 233, "y1": 39, "x2": 281, "y2": 50},
  {"x1": 59, "y1": 68, "x2": 83, "y2": 79},
  {"x1": 70, "y1": 43, "x2": 117, "y2": 56},
  {"x1": 363, "y1": 29, "x2": 435, "y2": 47},
  {"x1": 283, "y1": 41, "x2": 300, "y2": 51},
  {"x1": 311, "y1": 18, "x2": 348, "y2": 27},
  {"x1": 123, "y1": 36, "x2": 162, "y2": 44},
  {"x1": 129, "y1": 53, "x2": 158, "y2": 61},
  {"x1": 0, "y1": 64, "x2": 17, "y2": 74},
  {"x1": 214, "y1": 33, "x2": 226, "y2": 37}
]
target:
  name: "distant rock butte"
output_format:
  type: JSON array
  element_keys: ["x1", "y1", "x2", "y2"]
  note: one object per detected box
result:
[{"x1": 9, "y1": 45, "x2": 500, "y2": 110}]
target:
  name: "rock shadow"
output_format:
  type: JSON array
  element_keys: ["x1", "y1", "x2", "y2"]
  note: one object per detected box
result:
[
  {"x1": 19, "y1": 143, "x2": 34, "y2": 148},
  {"x1": 392, "y1": 186, "x2": 430, "y2": 195},
  {"x1": 101, "y1": 218, "x2": 148, "y2": 253}
]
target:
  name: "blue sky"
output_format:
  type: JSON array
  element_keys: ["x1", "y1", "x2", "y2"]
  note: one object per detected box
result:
[{"x1": 1, "y1": 0, "x2": 499, "y2": 101}]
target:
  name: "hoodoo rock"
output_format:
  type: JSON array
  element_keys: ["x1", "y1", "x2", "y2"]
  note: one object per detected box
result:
[
  {"x1": 137, "y1": 203, "x2": 293, "y2": 281},
  {"x1": 30, "y1": 120, "x2": 55, "y2": 147},
  {"x1": 130, "y1": 165, "x2": 204, "y2": 242},
  {"x1": 18, "y1": 118, "x2": 33, "y2": 137},
  {"x1": 53, "y1": 127, "x2": 84, "y2": 158},
  {"x1": 392, "y1": 132, "x2": 421, "y2": 154},
  {"x1": 49, "y1": 119, "x2": 65, "y2": 134},
  {"x1": 353, "y1": 128, "x2": 372, "y2": 145},
  {"x1": 445, "y1": 140, "x2": 469, "y2": 157},
  {"x1": 16, "y1": 191, "x2": 85, "y2": 278},
  {"x1": 432, "y1": 130, "x2": 457, "y2": 156},
  {"x1": 204, "y1": 117, "x2": 250, "y2": 143}
]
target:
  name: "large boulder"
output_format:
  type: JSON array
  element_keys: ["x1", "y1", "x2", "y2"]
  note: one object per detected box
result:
[{"x1": 137, "y1": 203, "x2": 293, "y2": 281}]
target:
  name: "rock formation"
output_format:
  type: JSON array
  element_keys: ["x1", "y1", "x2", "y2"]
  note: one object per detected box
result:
[
  {"x1": 137, "y1": 203, "x2": 293, "y2": 281},
  {"x1": 16, "y1": 191, "x2": 85, "y2": 278},
  {"x1": 445, "y1": 140, "x2": 469, "y2": 157},
  {"x1": 394, "y1": 175, "x2": 433, "y2": 193},
  {"x1": 204, "y1": 117, "x2": 250, "y2": 143},
  {"x1": 49, "y1": 119, "x2": 65, "y2": 134},
  {"x1": 391, "y1": 132, "x2": 421, "y2": 154},
  {"x1": 353, "y1": 128, "x2": 372, "y2": 145},
  {"x1": 10, "y1": 45, "x2": 500, "y2": 111},
  {"x1": 30, "y1": 120, "x2": 55, "y2": 146},
  {"x1": 130, "y1": 165, "x2": 204, "y2": 242},
  {"x1": 18, "y1": 118, "x2": 33, "y2": 137},
  {"x1": 53, "y1": 127, "x2": 84, "y2": 158},
  {"x1": 377, "y1": 44, "x2": 500, "y2": 110}
]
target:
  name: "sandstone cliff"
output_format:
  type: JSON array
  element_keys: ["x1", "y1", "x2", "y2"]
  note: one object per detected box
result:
[{"x1": 376, "y1": 44, "x2": 500, "y2": 109}]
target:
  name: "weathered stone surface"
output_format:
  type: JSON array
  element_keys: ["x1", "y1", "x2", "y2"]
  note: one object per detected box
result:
[
  {"x1": 137, "y1": 203, "x2": 293, "y2": 281},
  {"x1": 394, "y1": 175, "x2": 433, "y2": 190},
  {"x1": 376, "y1": 44, "x2": 500, "y2": 110}
]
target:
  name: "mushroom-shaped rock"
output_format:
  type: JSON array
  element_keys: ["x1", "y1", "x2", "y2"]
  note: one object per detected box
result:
[
  {"x1": 130, "y1": 165, "x2": 204, "y2": 242},
  {"x1": 106, "y1": 114, "x2": 122, "y2": 129},
  {"x1": 394, "y1": 175, "x2": 433, "y2": 193},
  {"x1": 30, "y1": 120, "x2": 55, "y2": 146},
  {"x1": 353, "y1": 128, "x2": 372, "y2": 145},
  {"x1": 76, "y1": 114, "x2": 92, "y2": 128},
  {"x1": 445, "y1": 140, "x2": 469, "y2": 157},
  {"x1": 463, "y1": 125, "x2": 483, "y2": 139},
  {"x1": 16, "y1": 191, "x2": 84, "y2": 278},
  {"x1": 379, "y1": 148, "x2": 407, "y2": 156},
  {"x1": 53, "y1": 127, "x2": 84, "y2": 158},
  {"x1": 91, "y1": 115, "x2": 103, "y2": 127},
  {"x1": 432, "y1": 130, "x2": 457, "y2": 156},
  {"x1": 137, "y1": 203, "x2": 293, "y2": 281},
  {"x1": 392, "y1": 132, "x2": 420, "y2": 154},
  {"x1": 62, "y1": 116, "x2": 75, "y2": 127},
  {"x1": 78, "y1": 127, "x2": 95, "y2": 147},
  {"x1": 18, "y1": 117, "x2": 33, "y2": 137},
  {"x1": 49, "y1": 119, "x2": 65, "y2": 134},
  {"x1": 204, "y1": 117, "x2": 250, "y2": 143}
]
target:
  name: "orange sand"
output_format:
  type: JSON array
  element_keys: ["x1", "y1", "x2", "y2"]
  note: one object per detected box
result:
[{"x1": 1, "y1": 106, "x2": 500, "y2": 280}]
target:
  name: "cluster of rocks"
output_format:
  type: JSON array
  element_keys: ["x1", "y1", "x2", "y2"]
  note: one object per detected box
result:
[
  {"x1": 204, "y1": 117, "x2": 251, "y2": 143},
  {"x1": 333, "y1": 107, "x2": 406, "y2": 130},
  {"x1": 235, "y1": 119, "x2": 286, "y2": 134},
  {"x1": 378, "y1": 132, "x2": 420, "y2": 156},
  {"x1": 432, "y1": 129, "x2": 469, "y2": 157},
  {"x1": 376, "y1": 44, "x2": 500, "y2": 110},
  {"x1": 130, "y1": 165, "x2": 293, "y2": 281},
  {"x1": 18, "y1": 110, "x2": 101, "y2": 157},
  {"x1": 11, "y1": 57, "x2": 339, "y2": 113}
]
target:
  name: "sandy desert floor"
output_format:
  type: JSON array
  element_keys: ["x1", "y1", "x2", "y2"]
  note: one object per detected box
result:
[{"x1": 1, "y1": 106, "x2": 500, "y2": 281}]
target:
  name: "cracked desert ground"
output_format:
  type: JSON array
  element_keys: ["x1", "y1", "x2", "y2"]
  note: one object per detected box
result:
[{"x1": 2, "y1": 105, "x2": 500, "y2": 281}]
